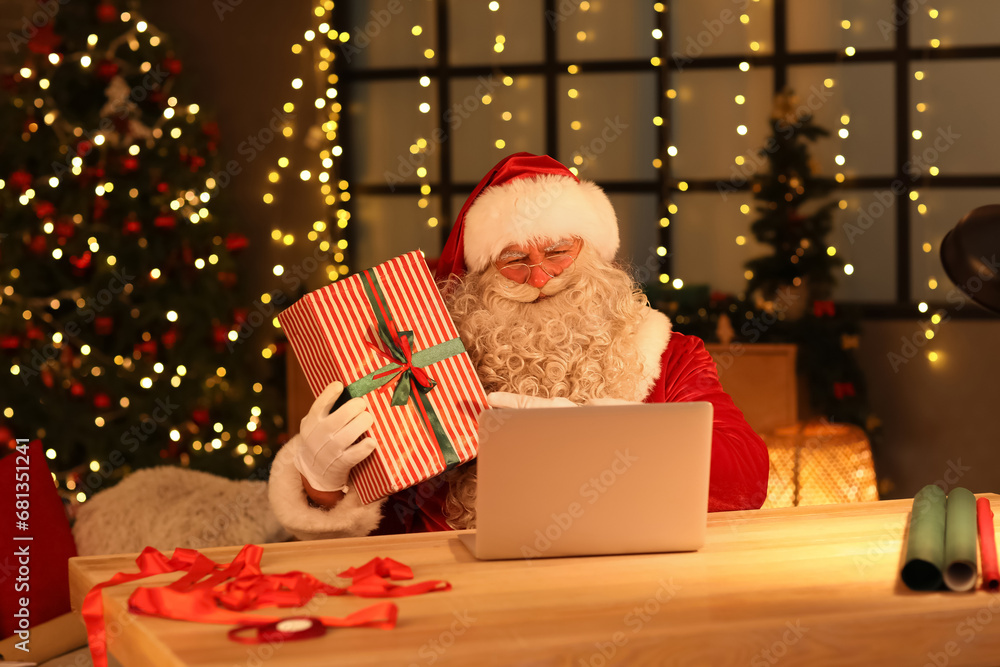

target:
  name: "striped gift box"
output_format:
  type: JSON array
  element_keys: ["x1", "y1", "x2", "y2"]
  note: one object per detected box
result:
[{"x1": 278, "y1": 251, "x2": 489, "y2": 504}]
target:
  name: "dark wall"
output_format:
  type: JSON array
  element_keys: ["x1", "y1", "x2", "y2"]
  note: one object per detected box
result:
[{"x1": 858, "y1": 319, "x2": 1000, "y2": 499}]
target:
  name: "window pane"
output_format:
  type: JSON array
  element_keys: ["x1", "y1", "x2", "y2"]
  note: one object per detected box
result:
[
  {"x1": 829, "y1": 190, "x2": 897, "y2": 303},
  {"x1": 342, "y1": 0, "x2": 437, "y2": 68},
  {"x1": 556, "y1": 72, "x2": 657, "y2": 181},
  {"x1": 607, "y1": 194, "x2": 659, "y2": 274},
  {"x1": 910, "y1": 60, "x2": 1000, "y2": 176},
  {"x1": 787, "y1": 0, "x2": 895, "y2": 52},
  {"x1": 911, "y1": 0, "x2": 1000, "y2": 48},
  {"x1": 672, "y1": 67, "x2": 774, "y2": 182},
  {"x1": 910, "y1": 188, "x2": 1000, "y2": 304},
  {"x1": 670, "y1": 0, "x2": 773, "y2": 59},
  {"x1": 557, "y1": 0, "x2": 657, "y2": 61},
  {"x1": 450, "y1": 75, "x2": 545, "y2": 182},
  {"x1": 787, "y1": 63, "x2": 895, "y2": 178},
  {"x1": 449, "y1": 0, "x2": 543, "y2": 65},
  {"x1": 352, "y1": 196, "x2": 442, "y2": 269},
  {"x1": 348, "y1": 80, "x2": 440, "y2": 186},
  {"x1": 671, "y1": 191, "x2": 768, "y2": 296}
]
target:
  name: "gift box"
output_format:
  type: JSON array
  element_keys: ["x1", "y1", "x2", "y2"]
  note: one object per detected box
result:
[{"x1": 278, "y1": 251, "x2": 489, "y2": 504}]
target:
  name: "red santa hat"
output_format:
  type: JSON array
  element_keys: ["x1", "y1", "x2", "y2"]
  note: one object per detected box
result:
[{"x1": 433, "y1": 152, "x2": 619, "y2": 282}]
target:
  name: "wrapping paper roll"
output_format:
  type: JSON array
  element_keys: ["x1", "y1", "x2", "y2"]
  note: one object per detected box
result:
[
  {"x1": 977, "y1": 497, "x2": 1000, "y2": 591},
  {"x1": 944, "y1": 488, "x2": 979, "y2": 591},
  {"x1": 901, "y1": 485, "x2": 947, "y2": 591}
]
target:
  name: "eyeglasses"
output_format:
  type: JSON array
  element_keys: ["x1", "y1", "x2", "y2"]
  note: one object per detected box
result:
[{"x1": 498, "y1": 253, "x2": 576, "y2": 285}]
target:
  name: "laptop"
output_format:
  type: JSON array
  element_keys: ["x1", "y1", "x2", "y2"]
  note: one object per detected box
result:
[{"x1": 457, "y1": 402, "x2": 713, "y2": 560}]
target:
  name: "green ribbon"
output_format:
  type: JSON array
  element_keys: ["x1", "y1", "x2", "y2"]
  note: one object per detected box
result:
[{"x1": 345, "y1": 268, "x2": 464, "y2": 470}]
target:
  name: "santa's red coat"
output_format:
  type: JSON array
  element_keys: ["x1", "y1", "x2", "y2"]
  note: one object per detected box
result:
[{"x1": 374, "y1": 331, "x2": 770, "y2": 535}]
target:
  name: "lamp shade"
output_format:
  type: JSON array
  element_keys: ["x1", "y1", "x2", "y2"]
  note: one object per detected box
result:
[{"x1": 940, "y1": 205, "x2": 1000, "y2": 314}]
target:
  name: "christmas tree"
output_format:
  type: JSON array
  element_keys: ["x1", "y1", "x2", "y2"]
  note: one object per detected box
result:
[
  {"x1": 0, "y1": 0, "x2": 284, "y2": 505},
  {"x1": 743, "y1": 89, "x2": 875, "y2": 431},
  {"x1": 652, "y1": 89, "x2": 879, "y2": 436}
]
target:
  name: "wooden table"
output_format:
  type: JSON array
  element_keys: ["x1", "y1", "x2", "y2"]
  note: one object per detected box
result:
[{"x1": 69, "y1": 495, "x2": 1000, "y2": 666}]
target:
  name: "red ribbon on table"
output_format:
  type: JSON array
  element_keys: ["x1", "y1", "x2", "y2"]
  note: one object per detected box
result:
[{"x1": 81, "y1": 545, "x2": 451, "y2": 667}]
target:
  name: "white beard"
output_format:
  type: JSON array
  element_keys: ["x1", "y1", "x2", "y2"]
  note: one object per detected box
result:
[{"x1": 444, "y1": 246, "x2": 651, "y2": 403}]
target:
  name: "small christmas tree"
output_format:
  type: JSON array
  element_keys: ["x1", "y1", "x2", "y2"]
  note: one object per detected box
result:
[
  {"x1": 745, "y1": 89, "x2": 840, "y2": 304},
  {"x1": 744, "y1": 89, "x2": 877, "y2": 432},
  {"x1": 0, "y1": 0, "x2": 284, "y2": 504}
]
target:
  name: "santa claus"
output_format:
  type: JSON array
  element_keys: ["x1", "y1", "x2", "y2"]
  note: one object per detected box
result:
[{"x1": 269, "y1": 153, "x2": 769, "y2": 540}]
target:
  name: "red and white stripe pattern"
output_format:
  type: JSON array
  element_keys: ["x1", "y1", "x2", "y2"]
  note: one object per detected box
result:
[{"x1": 278, "y1": 251, "x2": 489, "y2": 504}]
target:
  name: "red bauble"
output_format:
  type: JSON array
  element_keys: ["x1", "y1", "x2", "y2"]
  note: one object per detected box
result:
[
  {"x1": 161, "y1": 328, "x2": 178, "y2": 349},
  {"x1": 191, "y1": 408, "x2": 210, "y2": 426},
  {"x1": 27, "y1": 23, "x2": 61, "y2": 55},
  {"x1": 76, "y1": 140, "x2": 93, "y2": 157},
  {"x1": 121, "y1": 157, "x2": 139, "y2": 172},
  {"x1": 70, "y1": 382, "x2": 86, "y2": 398},
  {"x1": 212, "y1": 323, "x2": 229, "y2": 348},
  {"x1": 0, "y1": 425, "x2": 12, "y2": 449},
  {"x1": 34, "y1": 200, "x2": 55, "y2": 219},
  {"x1": 96, "y1": 60, "x2": 119, "y2": 81},
  {"x1": 156, "y1": 182, "x2": 169, "y2": 194},
  {"x1": 69, "y1": 251, "x2": 93, "y2": 276},
  {"x1": 162, "y1": 57, "x2": 183, "y2": 76},
  {"x1": 188, "y1": 155, "x2": 205, "y2": 172},
  {"x1": 202, "y1": 122, "x2": 220, "y2": 140},
  {"x1": 0, "y1": 335, "x2": 20, "y2": 351},
  {"x1": 25, "y1": 325, "x2": 44, "y2": 341},
  {"x1": 250, "y1": 429, "x2": 267, "y2": 443},
  {"x1": 93, "y1": 393, "x2": 112, "y2": 410},
  {"x1": 123, "y1": 219, "x2": 142, "y2": 234},
  {"x1": 41, "y1": 370, "x2": 54, "y2": 388},
  {"x1": 94, "y1": 316, "x2": 114, "y2": 336},
  {"x1": 27, "y1": 235, "x2": 47, "y2": 255},
  {"x1": 225, "y1": 233, "x2": 249, "y2": 252},
  {"x1": 9, "y1": 170, "x2": 32, "y2": 193},
  {"x1": 217, "y1": 272, "x2": 237, "y2": 288},
  {"x1": 232, "y1": 308, "x2": 249, "y2": 325},
  {"x1": 154, "y1": 214, "x2": 177, "y2": 229},
  {"x1": 96, "y1": 2, "x2": 117, "y2": 22},
  {"x1": 812, "y1": 300, "x2": 836, "y2": 318},
  {"x1": 93, "y1": 196, "x2": 109, "y2": 220},
  {"x1": 134, "y1": 340, "x2": 157, "y2": 357},
  {"x1": 54, "y1": 218, "x2": 75, "y2": 239}
]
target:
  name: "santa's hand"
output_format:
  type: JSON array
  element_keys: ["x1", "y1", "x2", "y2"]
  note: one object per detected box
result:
[
  {"x1": 293, "y1": 381, "x2": 377, "y2": 492},
  {"x1": 487, "y1": 392, "x2": 578, "y2": 409}
]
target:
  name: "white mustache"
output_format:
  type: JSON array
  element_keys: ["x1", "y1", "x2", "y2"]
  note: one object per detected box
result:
[{"x1": 495, "y1": 267, "x2": 577, "y2": 303}]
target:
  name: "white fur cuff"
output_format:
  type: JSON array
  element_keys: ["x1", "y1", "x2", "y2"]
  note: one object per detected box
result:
[{"x1": 268, "y1": 436, "x2": 385, "y2": 540}]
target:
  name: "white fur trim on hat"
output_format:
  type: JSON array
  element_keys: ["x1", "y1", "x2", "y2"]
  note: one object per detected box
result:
[{"x1": 463, "y1": 174, "x2": 619, "y2": 273}]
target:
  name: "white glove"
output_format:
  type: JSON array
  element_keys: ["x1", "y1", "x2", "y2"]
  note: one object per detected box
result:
[
  {"x1": 293, "y1": 381, "x2": 378, "y2": 493},
  {"x1": 486, "y1": 392, "x2": 578, "y2": 409}
]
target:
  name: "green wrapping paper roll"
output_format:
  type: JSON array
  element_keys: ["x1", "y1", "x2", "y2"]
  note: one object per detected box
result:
[
  {"x1": 901, "y1": 485, "x2": 947, "y2": 591},
  {"x1": 944, "y1": 487, "x2": 979, "y2": 591}
]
